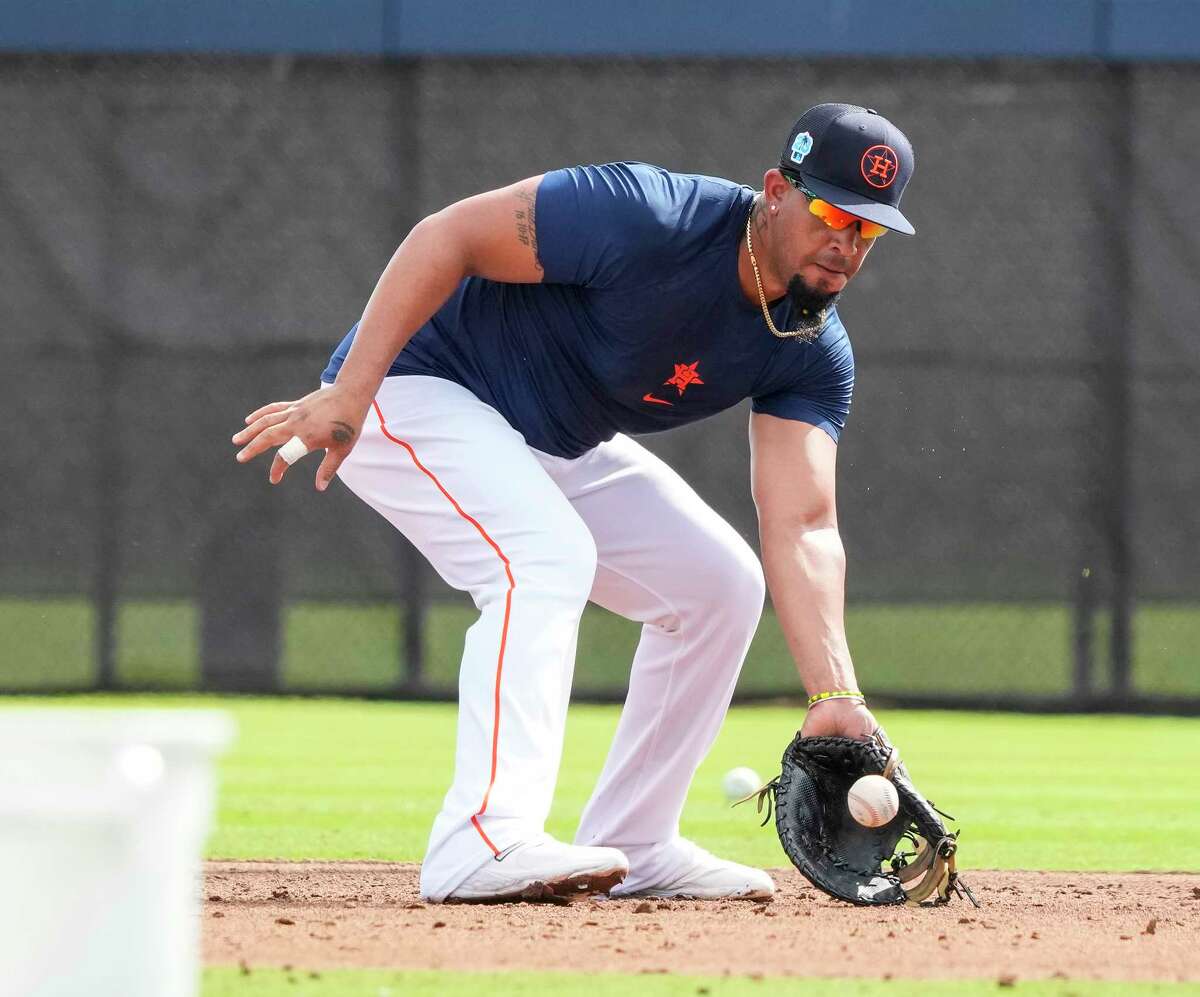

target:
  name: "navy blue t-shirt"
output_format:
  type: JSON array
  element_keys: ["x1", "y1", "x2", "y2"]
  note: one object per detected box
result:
[{"x1": 322, "y1": 162, "x2": 855, "y2": 458}]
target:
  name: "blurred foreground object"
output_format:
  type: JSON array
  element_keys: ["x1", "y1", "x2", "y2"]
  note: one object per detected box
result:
[{"x1": 0, "y1": 710, "x2": 235, "y2": 997}]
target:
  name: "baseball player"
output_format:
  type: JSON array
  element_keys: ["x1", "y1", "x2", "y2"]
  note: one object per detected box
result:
[{"x1": 233, "y1": 104, "x2": 916, "y2": 903}]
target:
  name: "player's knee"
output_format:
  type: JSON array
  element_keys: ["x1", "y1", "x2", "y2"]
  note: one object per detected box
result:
[
  {"x1": 715, "y1": 539, "x2": 766, "y2": 631},
  {"x1": 558, "y1": 524, "x2": 599, "y2": 602},
  {"x1": 517, "y1": 517, "x2": 598, "y2": 606}
]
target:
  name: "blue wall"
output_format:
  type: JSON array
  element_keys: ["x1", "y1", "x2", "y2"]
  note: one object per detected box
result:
[{"x1": 3, "y1": 0, "x2": 1199, "y2": 59}]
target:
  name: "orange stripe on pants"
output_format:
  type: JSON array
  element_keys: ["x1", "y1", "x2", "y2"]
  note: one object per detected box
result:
[{"x1": 372, "y1": 400, "x2": 514, "y2": 856}]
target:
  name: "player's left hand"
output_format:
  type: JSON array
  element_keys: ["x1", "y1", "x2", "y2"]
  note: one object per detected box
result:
[
  {"x1": 799, "y1": 698, "x2": 879, "y2": 740},
  {"x1": 762, "y1": 728, "x2": 978, "y2": 907}
]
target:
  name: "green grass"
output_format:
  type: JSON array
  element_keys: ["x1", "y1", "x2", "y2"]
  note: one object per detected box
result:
[
  {"x1": 201, "y1": 967, "x2": 1200, "y2": 996},
  {"x1": 3, "y1": 597, "x2": 1199, "y2": 697},
  {"x1": 118, "y1": 601, "x2": 199, "y2": 688},
  {"x1": 212, "y1": 701, "x2": 1200, "y2": 872},
  {"x1": 7, "y1": 696, "x2": 1197, "y2": 872},
  {"x1": 1135, "y1": 604, "x2": 1200, "y2": 695},
  {"x1": 0, "y1": 598, "x2": 94, "y2": 688}
]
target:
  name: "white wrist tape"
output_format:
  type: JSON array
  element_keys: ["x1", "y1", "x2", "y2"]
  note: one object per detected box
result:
[{"x1": 278, "y1": 435, "x2": 309, "y2": 466}]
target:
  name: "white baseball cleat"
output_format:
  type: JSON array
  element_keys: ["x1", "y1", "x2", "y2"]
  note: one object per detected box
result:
[
  {"x1": 612, "y1": 838, "x2": 775, "y2": 901},
  {"x1": 445, "y1": 836, "x2": 629, "y2": 903}
]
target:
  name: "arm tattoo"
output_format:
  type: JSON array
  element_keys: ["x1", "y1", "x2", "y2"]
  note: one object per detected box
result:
[
  {"x1": 330, "y1": 421, "x2": 356, "y2": 445},
  {"x1": 514, "y1": 188, "x2": 544, "y2": 273}
]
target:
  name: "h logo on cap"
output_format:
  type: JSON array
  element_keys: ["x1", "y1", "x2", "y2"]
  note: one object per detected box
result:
[{"x1": 860, "y1": 145, "x2": 899, "y2": 189}]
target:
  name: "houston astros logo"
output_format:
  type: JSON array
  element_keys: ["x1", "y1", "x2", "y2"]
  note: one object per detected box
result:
[
  {"x1": 860, "y1": 144, "x2": 899, "y2": 189},
  {"x1": 643, "y1": 361, "x2": 704, "y2": 406},
  {"x1": 665, "y1": 361, "x2": 704, "y2": 396}
]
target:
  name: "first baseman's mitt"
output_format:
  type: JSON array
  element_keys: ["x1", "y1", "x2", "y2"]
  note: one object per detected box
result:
[{"x1": 746, "y1": 730, "x2": 979, "y2": 907}]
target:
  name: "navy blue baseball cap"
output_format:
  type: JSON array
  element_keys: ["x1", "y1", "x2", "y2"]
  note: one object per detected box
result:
[{"x1": 779, "y1": 103, "x2": 916, "y2": 235}]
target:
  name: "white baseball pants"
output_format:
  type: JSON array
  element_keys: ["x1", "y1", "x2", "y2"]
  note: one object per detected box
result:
[{"x1": 332, "y1": 376, "x2": 765, "y2": 901}]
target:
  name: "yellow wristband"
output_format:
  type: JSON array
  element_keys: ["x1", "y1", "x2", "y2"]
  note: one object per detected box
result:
[{"x1": 806, "y1": 689, "x2": 865, "y2": 708}]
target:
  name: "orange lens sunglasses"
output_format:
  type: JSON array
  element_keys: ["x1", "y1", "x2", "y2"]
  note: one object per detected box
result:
[{"x1": 784, "y1": 173, "x2": 888, "y2": 238}]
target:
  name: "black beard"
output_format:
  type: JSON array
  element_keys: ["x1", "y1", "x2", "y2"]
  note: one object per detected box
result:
[{"x1": 785, "y1": 274, "x2": 841, "y2": 332}]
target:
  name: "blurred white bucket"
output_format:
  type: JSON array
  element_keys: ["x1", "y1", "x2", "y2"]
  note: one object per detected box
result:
[{"x1": 0, "y1": 709, "x2": 236, "y2": 997}]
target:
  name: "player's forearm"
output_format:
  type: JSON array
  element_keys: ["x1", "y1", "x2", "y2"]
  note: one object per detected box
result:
[
  {"x1": 760, "y1": 521, "x2": 859, "y2": 696},
  {"x1": 334, "y1": 214, "x2": 469, "y2": 398}
]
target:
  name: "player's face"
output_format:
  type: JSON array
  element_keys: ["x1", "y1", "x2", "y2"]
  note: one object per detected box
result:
[{"x1": 774, "y1": 182, "x2": 877, "y2": 299}]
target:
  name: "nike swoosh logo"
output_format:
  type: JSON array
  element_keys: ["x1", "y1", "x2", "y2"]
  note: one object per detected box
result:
[
  {"x1": 493, "y1": 842, "x2": 523, "y2": 862},
  {"x1": 642, "y1": 393, "x2": 673, "y2": 407}
]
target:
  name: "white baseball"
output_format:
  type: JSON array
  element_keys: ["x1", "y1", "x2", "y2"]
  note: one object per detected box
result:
[
  {"x1": 847, "y1": 774, "x2": 899, "y2": 827},
  {"x1": 722, "y1": 766, "x2": 762, "y2": 801}
]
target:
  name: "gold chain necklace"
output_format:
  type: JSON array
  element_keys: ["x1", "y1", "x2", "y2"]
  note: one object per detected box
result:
[{"x1": 745, "y1": 210, "x2": 820, "y2": 343}]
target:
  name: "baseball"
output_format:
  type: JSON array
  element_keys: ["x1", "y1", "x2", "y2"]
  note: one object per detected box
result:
[
  {"x1": 722, "y1": 766, "x2": 762, "y2": 801},
  {"x1": 847, "y1": 774, "x2": 899, "y2": 827}
]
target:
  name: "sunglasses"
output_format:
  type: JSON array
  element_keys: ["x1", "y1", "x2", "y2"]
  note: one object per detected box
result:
[{"x1": 783, "y1": 173, "x2": 888, "y2": 239}]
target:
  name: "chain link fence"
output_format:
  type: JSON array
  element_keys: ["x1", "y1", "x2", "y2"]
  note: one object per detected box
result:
[{"x1": 2, "y1": 54, "x2": 1197, "y2": 709}]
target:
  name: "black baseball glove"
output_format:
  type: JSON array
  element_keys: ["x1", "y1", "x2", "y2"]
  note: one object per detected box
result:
[{"x1": 746, "y1": 730, "x2": 978, "y2": 907}]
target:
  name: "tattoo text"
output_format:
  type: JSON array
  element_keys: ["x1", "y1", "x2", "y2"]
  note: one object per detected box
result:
[{"x1": 514, "y1": 188, "x2": 543, "y2": 273}]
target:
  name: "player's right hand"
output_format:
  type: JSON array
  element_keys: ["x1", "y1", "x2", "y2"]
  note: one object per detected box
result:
[
  {"x1": 231, "y1": 382, "x2": 373, "y2": 491},
  {"x1": 800, "y1": 698, "x2": 880, "y2": 741}
]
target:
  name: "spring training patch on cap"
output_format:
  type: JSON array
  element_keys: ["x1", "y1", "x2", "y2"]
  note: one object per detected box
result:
[
  {"x1": 860, "y1": 145, "x2": 899, "y2": 189},
  {"x1": 789, "y1": 132, "x2": 813, "y2": 166}
]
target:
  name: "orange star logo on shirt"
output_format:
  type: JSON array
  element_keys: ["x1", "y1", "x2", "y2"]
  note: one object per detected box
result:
[{"x1": 664, "y1": 361, "x2": 704, "y2": 396}]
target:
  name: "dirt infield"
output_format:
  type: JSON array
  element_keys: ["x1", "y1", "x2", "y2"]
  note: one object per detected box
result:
[{"x1": 202, "y1": 861, "x2": 1200, "y2": 983}]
